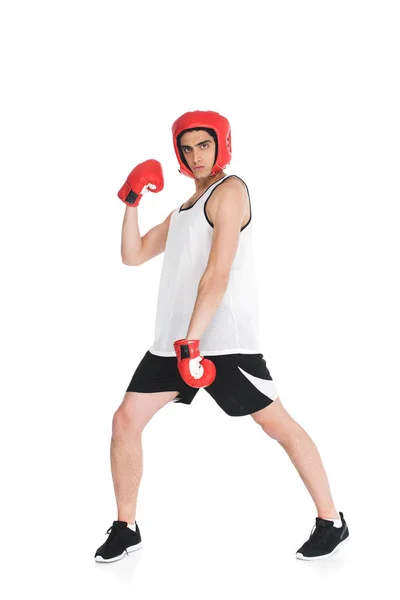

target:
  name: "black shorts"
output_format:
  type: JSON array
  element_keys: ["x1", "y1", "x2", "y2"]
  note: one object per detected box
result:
[{"x1": 126, "y1": 350, "x2": 279, "y2": 417}]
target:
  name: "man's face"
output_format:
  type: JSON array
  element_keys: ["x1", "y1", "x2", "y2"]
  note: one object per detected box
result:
[{"x1": 180, "y1": 129, "x2": 217, "y2": 178}]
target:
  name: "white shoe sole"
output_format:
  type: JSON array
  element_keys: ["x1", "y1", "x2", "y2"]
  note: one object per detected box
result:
[
  {"x1": 95, "y1": 541, "x2": 143, "y2": 563},
  {"x1": 296, "y1": 535, "x2": 349, "y2": 561}
]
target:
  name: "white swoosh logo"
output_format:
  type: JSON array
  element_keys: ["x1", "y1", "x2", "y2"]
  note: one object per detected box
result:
[{"x1": 237, "y1": 366, "x2": 279, "y2": 400}]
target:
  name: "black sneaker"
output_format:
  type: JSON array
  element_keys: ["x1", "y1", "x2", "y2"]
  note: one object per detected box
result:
[
  {"x1": 296, "y1": 511, "x2": 349, "y2": 560},
  {"x1": 94, "y1": 520, "x2": 143, "y2": 563}
]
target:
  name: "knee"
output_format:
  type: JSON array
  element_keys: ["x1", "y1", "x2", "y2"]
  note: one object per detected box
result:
[
  {"x1": 112, "y1": 407, "x2": 143, "y2": 437},
  {"x1": 260, "y1": 417, "x2": 302, "y2": 445},
  {"x1": 252, "y1": 397, "x2": 304, "y2": 444}
]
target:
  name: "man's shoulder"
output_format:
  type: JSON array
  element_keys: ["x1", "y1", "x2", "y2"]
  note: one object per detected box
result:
[
  {"x1": 214, "y1": 174, "x2": 249, "y2": 198},
  {"x1": 207, "y1": 174, "x2": 250, "y2": 226}
]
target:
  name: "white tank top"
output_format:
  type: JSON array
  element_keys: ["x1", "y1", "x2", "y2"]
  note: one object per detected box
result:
[{"x1": 148, "y1": 174, "x2": 262, "y2": 357}]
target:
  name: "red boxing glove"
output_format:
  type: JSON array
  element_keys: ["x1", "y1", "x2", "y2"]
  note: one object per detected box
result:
[
  {"x1": 118, "y1": 159, "x2": 164, "y2": 207},
  {"x1": 173, "y1": 339, "x2": 216, "y2": 388}
]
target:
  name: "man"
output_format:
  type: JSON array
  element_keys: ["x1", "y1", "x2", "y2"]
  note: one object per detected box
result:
[{"x1": 94, "y1": 110, "x2": 349, "y2": 563}]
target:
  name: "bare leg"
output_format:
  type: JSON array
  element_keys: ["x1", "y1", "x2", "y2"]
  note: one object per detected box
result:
[
  {"x1": 278, "y1": 424, "x2": 339, "y2": 520},
  {"x1": 111, "y1": 432, "x2": 143, "y2": 523},
  {"x1": 110, "y1": 390, "x2": 179, "y2": 523},
  {"x1": 251, "y1": 398, "x2": 339, "y2": 520}
]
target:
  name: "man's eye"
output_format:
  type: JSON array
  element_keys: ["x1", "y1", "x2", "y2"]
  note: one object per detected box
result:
[{"x1": 201, "y1": 143, "x2": 209, "y2": 149}]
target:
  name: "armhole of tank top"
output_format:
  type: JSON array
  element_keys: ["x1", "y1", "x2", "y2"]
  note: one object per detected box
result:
[
  {"x1": 203, "y1": 175, "x2": 252, "y2": 232},
  {"x1": 167, "y1": 208, "x2": 176, "y2": 232}
]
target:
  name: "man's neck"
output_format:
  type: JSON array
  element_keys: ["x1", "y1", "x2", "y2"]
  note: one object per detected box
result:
[{"x1": 194, "y1": 171, "x2": 226, "y2": 195}]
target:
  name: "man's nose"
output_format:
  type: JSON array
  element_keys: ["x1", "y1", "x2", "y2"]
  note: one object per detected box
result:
[{"x1": 193, "y1": 149, "x2": 202, "y2": 163}]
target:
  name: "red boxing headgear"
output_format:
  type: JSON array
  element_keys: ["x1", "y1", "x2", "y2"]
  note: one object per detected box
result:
[{"x1": 172, "y1": 110, "x2": 232, "y2": 179}]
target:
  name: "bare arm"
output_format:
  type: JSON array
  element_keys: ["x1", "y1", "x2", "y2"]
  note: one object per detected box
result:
[
  {"x1": 186, "y1": 178, "x2": 247, "y2": 339},
  {"x1": 121, "y1": 206, "x2": 173, "y2": 266}
]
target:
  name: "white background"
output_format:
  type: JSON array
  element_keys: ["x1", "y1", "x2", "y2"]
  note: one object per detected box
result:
[{"x1": 1, "y1": 0, "x2": 399, "y2": 598}]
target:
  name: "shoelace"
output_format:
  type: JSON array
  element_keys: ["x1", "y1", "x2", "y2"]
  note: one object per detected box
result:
[
  {"x1": 308, "y1": 520, "x2": 333, "y2": 544},
  {"x1": 104, "y1": 523, "x2": 129, "y2": 555},
  {"x1": 105, "y1": 523, "x2": 137, "y2": 556},
  {"x1": 105, "y1": 524, "x2": 119, "y2": 542}
]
